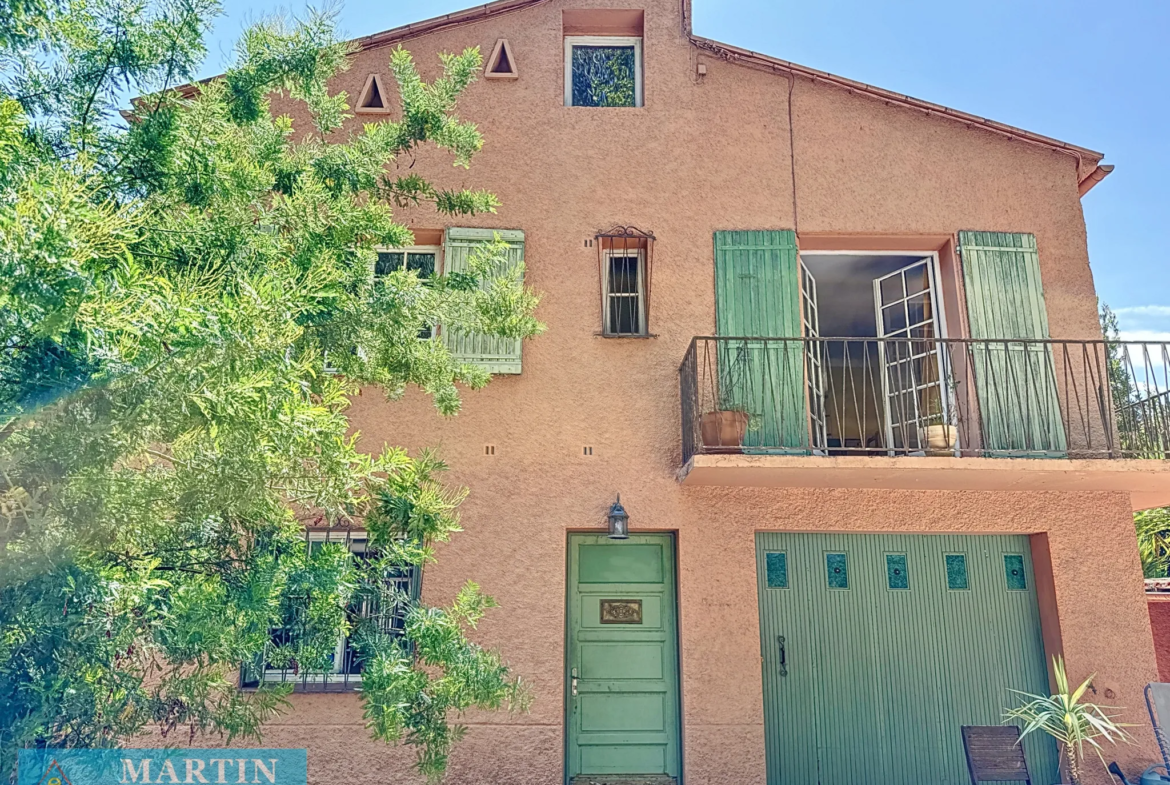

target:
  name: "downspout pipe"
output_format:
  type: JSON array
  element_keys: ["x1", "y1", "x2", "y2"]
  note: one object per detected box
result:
[{"x1": 1078, "y1": 164, "x2": 1115, "y2": 197}]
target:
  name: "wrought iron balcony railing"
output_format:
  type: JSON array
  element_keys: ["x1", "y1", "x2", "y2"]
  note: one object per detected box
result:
[{"x1": 680, "y1": 337, "x2": 1170, "y2": 465}]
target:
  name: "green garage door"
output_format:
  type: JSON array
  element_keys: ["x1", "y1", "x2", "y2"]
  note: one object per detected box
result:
[{"x1": 755, "y1": 532, "x2": 1058, "y2": 785}]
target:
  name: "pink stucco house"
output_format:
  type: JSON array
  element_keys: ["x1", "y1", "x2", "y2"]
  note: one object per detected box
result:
[{"x1": 242, "y1": 0, "x2": 1170, "y2": 782}]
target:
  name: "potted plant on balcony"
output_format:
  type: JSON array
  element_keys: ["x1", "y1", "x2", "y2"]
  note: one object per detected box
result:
[
  {"x1": 699, "y1": 342, "x2": 762, "y2": 450},
  {"x1": 700, "y1": 405, "x2": 754, "y2": 448},
  {"x1": 1003, "y1": 655, "x2": 1132, "y2": 785}
]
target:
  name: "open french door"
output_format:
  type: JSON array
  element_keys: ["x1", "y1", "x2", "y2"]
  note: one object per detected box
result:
[
  {"x1": 800, "y1": 260, "x2": 828, "y2": 454},
  {"x1": 873, "y1": 259, "x2": 953, "y2": 455}
]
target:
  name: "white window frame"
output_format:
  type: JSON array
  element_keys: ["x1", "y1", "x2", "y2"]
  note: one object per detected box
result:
[
  {"x1": 564, "y1": 35, "x2": 644, "y2": 108},
  {"x1": 372, "y1": 244, "x2": 442, "y2": 280},
  {"x1": 602, "y1": 247, "x2": 647, "y2": 336},
  {"x1": 375, "y1": 244, "x2": 442, "y2": 342}
]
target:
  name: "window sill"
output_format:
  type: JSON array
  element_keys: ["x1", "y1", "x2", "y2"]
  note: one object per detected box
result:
[
  {"x1": 596, "y1": 332, "x2": 657, "y2": 339},
  {"x1": 241, "y1": 675, "x2": 364, "y2": 693}
]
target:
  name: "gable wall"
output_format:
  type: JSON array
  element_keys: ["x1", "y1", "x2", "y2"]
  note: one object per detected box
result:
[{"x1": 253, "y1": 3, "x2": 1156, "y2": 784}]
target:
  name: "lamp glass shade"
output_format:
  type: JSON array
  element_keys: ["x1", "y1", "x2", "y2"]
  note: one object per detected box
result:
[{"x1": 607, "y1": 498, "x2": 629, "y2": 540}]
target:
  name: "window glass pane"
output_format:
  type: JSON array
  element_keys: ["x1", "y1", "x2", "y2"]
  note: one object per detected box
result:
[
  {"x1": 406, "y1": 252, "x2": 436, "y2": 278},
  {"x1": 375, "y1": 251, "x2": 404, "y2": 277},
  {"x1": 608, "y1": 256, "x2": 640, "y2": 293},
  {"x1": 879, "y1": 274, "x2": 904, "y2": 304},
  {"x1": 376, "y1": 251, "x2": 438, "y2": 279},
  {"x1": 826, "y1": 552, "x2": 849, "y2": 589},
  {"x1": 1004, "y1": 554, "x2": 1027, "y2": 591},
  {"x1": 608, "y1": 297, "x2": 640, "y2": 335},
  {"x1": 606, "y1": 254, "x2": 643, "y2": 335},
  {"x1": 945, "y1": 554, "x2": 969, "y2": 590},
  {"x1": 886, "y1": 553, "x2": 909, "y2": 590},
  {"x1": 572, "y1": 45, "x2": 637, "y2": 107},
  {"x1": 765, "y1": 552, "x2": 788, "y2": 589}
]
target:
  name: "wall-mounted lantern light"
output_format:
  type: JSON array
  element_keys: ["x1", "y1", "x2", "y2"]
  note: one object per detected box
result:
[{"x1": 607, "y1": 496, "x2": 630, "y2": 540}]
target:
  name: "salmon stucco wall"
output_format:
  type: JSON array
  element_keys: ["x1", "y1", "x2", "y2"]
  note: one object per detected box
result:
[{"x1": 172, "y1": 0, "x2": 1161, "y2": 783}]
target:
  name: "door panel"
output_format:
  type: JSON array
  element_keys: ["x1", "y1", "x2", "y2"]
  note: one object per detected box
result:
[
  {"x1": 756, "y1": 532, "x2": 1058, "y2": 785},
  {"x1": 874, "y1": 259, "x2": 950, "y2": 454},
  {"x1": 567, "y1": 534, "x2": 681, "y2": 783},
  {"x1": 801, "y1": 260, "x2": 828, "y2": 453}
]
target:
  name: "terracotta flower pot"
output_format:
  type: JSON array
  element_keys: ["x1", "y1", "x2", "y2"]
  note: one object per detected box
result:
[
  {"x1": 700, "y1": 410, "x2": 750, "y2": 448},
  {"x1": 923, "y1": 423, "x2": 956, "y2": 454}
]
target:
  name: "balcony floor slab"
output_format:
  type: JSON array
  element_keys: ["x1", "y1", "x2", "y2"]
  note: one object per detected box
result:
[{"x1": 679, "y1": 454, "x2": 1170, "y2": 511}]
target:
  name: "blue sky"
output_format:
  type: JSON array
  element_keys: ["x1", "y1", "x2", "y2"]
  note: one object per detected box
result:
[{"x1": 198, "y1": 0, "x2": 1169, "y2": 341}]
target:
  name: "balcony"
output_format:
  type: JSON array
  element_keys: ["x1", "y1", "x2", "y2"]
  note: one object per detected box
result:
[{"x1": 679, "y1": 337, "x2": 1170, "y2": 509}]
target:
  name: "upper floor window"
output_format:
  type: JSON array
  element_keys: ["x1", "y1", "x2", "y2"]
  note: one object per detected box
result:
[
  {"x1": 565, "y1": 36, "x2": 643, "y2": 107},
  {"x1": 375, "y1": 245, "x2": 440, "y2": 339},
  {"x1": 597, "y1": 226, "x2": 654, "y2": 337}
]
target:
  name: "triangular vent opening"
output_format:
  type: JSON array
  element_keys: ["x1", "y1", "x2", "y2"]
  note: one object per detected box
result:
[
  {"x1": 355, "y1": 74, "x2": 389, "y2": 113},
  {"x1": 484, "y1": 39, "x2": 518, "y2": 79},
  {"x1": 492, "y1": 46, "x2": 512, "y2": 74}
]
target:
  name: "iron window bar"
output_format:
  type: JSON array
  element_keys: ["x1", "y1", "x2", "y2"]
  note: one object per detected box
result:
[
  {"x1": 239, "y1": 526, "x2": 421, "y2": 693},
  {"x1": 596, "y1": 225, "x2": 655, "y2": 338}
]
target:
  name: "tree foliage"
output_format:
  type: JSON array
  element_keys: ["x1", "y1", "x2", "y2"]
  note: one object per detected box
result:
[
  {"x1": 1100, "y1": 303, "x2": 1170, "y2": 579},
  {"x1": 0, "y1": 0, "x2": 539, "y2": 778}
]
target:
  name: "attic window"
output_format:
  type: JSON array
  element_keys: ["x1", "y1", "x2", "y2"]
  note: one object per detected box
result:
[
  {"x1": 485, "y1": 39, "x2": 518, "y2": 79},
  {"x1": 565, "y1": 36, "x2": 642, "y2": 107},
  {"x1": 597, "y1": 226, "x2": 654, "y2": 337},
  {"x1": 355, "y1": 74, "x2": 389, "y2": 114}
]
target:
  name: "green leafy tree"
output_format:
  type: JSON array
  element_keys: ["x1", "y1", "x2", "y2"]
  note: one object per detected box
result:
[
  {"x1": 1100, "y1": 301, "x2": 1136, "y2": 407},
  {"x1": 1099, "y1": 303, "x2": 1170, "y2": 578},
  {"x1": 1136, "y1": 507, "x2": 1170, "y2": 578},
  {"x1": 0, "y1": 0, "x2": 539, "y2": 779}
]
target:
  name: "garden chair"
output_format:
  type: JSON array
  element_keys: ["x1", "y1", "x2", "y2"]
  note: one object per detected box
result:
[{"x1": 962, "y1": 725, "x2": 1033, "y2": 784}]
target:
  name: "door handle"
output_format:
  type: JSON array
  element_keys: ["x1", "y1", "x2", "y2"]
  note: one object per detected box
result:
[
  {"x1": 571, "y1": 667, "x2": 578, "y2": 697},
  {"x1": 778, "y1": 635, "x2": 788, "y2": 677}
]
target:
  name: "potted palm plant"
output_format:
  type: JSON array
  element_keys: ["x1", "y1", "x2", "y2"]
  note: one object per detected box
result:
[{"x1": 1004, "y1": 656, "x2": 1132, "y2": 785}]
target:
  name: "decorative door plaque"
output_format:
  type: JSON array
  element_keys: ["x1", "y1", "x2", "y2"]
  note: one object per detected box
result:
[{"x1": 600, "y1": 599, "x2": 642, "y2": 624}]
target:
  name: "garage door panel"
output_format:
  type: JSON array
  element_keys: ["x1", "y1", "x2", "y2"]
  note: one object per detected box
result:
[{"x1": 756, "y1": 532, "x2": 1059, "y2": 785}]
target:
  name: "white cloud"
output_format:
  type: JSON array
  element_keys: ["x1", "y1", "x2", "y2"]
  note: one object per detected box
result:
[
  {"x1": 1114, "y1": 305, "x2": 1170, "y2": 317},
  {"x1": 1111, "y1": 305, "x2": 1170, "y2": 343},
  {"x1": 1119, "y1": 330, "x2": 1170, "y2": 343}
]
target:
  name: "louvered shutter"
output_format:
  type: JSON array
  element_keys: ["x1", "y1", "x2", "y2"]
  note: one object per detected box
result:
[
  {"x1": 713, "y1": 230, "x2": 809, "y2": 454},
  {"x1": 442, "y1": 228, "x2": 525, "y2": 375},
  {"x1": 958, "y1": 231, "x2": 1067, "y2": 456}
]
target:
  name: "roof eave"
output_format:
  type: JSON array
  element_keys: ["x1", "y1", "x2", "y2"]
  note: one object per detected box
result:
[{"x1": 688, "y1": 34, "x2": 1105, "y2": 171}]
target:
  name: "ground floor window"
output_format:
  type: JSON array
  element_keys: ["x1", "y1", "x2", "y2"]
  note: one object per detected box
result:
[{"x1": 239, "y1": 530, "x2": 420, "y2": 692}]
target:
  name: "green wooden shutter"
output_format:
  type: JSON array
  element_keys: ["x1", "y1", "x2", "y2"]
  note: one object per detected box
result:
[
  {"x1": 442, "y1": 227, "x2": 525, "y2": 375},
  {"x1": 713, "y1": 230, "x2": 809, "y2": 454},
  {"x1": 958, "y1": 231, "x2": 1067, "y2": 456}
]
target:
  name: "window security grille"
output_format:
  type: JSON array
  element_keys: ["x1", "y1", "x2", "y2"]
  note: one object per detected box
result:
[
  {"x1": 597, "y1": 226, "x2": 654, "y2": 338},
  {"x1": 239, "y1": 530, "x2": 420, "y2": 692}
]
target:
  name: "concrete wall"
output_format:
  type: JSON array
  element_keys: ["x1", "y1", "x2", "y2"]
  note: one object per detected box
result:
[{"x1": 252, "y1": 0, "x2": 1158, "y2": 782}]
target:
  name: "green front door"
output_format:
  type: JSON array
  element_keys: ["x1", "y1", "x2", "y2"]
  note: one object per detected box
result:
[
  {"x1": 566, "y1": 534, "x2": 681, "y2": 784},
  {"x1": 755, "y1": 532, "x2": 1058, "y2": 785}
]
